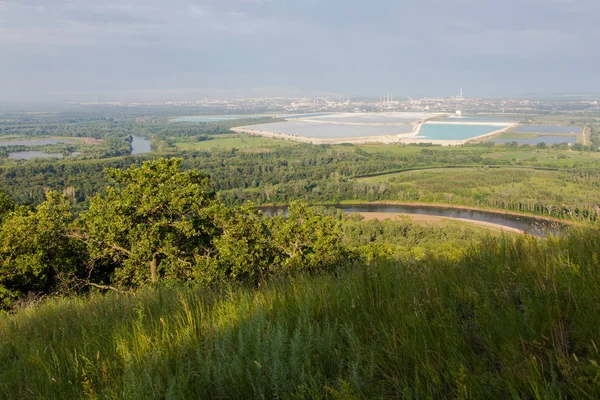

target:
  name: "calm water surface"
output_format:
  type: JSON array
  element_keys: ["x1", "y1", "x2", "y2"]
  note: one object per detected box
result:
[
  {"x1": 131, "y1": 136, "x2": 152, "y2": 155},
  {"x1": 511, "y1": 125, "x2": 582, "y2": 134},
  {"x1": 416, "y1": 124, "x2": 502, "y2": 140},
  {"x1": 260, "y1": 204, "x2": 562, "y2": 236}
]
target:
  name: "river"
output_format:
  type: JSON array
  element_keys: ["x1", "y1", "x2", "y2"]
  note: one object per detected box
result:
[{"x1": 259, "y1": 204, "x2": 564, "y2": 236}]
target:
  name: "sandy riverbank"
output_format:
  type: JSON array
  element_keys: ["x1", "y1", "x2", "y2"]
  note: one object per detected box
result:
[
  {"x1": 80, "y1": 137, "x2": 104, "y2": 145},
  {"x1": 343, "y1": 201, "x2": 570, "y2": 225},
  {"x1": 355, "y1": 212, "x2": 525, "y2": 234}
]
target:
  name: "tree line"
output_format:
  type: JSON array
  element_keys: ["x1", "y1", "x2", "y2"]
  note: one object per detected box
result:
[{"x1": 2, "y1": 138, "x2": 600, "y2": 219}]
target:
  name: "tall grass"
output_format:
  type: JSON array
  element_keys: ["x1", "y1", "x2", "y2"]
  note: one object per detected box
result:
[{"x1": 1, "y1": 229, "x2": 600, "y2": 399}]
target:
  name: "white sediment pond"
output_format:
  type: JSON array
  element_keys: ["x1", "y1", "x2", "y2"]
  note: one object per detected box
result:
[
  {"x1": 232, "y1": 113, "x2": 517, "y2": 146},
  {"x1": 301, "y1": 112, "x2": 444, "y2": 125}
]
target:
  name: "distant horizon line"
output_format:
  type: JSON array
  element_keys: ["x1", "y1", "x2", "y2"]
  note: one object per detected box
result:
[{"x1": 0, "y1": 90, "x2": 599, "y2": 107}]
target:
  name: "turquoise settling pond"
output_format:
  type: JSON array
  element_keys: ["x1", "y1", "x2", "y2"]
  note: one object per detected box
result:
[{"x1": 416, "y1": 124, "x2": 502, "y2": 140}]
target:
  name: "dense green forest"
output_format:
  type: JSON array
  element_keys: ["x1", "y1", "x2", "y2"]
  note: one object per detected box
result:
[{"x1": 2, "y1": 143, "x2": 600, "y2": 220}]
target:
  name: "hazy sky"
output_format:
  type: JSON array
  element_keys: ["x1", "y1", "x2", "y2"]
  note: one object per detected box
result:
[{"x1": 0, "y1": 0, "x2": 598, "y2": 101}]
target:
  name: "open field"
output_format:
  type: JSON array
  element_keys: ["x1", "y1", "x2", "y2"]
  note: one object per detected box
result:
[
  {"x1": 174, "y1": 134, "x2": 297, "y2": 151},
  {"x1": 357, "y1": 167, "x2": 600, "y2": 218},
  {"x1": 358, "y1": 166, "x2": 557, "y2": 184},
  {"x1": 494, "y1": 136, "x2": 576, "y2": 146},
  {"x1": 338, "y1": 142, "x2": 600, "y2": 168},
  {"x1": 0, "y1": 137, "x2": 76, "y2": 146}
]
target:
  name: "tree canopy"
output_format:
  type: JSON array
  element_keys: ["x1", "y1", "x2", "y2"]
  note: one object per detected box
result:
[
  {"x1": 0, "y1": 192, "x2": 80, "y2": 307},
  {"x1": 79, "y1": 158, "x2": 218, "y2": 286},
  {"x1": 0, "y1": 158, "x2": 352, "y2": 308}
]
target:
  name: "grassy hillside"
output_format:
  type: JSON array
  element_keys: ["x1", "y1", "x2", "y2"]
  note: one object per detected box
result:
[{"x1": 2, "y1": 228, "x2": 600, "y2": 399}]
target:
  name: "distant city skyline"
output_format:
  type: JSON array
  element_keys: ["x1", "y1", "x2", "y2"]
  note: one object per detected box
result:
[{"x1": 1, "y1": 0, "x2": 599, "y2": 103}]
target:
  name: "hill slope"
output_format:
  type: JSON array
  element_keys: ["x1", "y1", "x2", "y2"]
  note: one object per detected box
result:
[{"x1": 1, "y1": 229, "x2": 600, "y2": 399}]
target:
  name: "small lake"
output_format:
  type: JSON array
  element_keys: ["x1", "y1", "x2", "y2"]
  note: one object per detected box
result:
[
  {"x1": 0, "y1": 138, "x2": 73, "y2": 147},
  {"x1": 131, "y1": 136, "x2": 152, "y2": 155},
  {"x1": 259, "y1": 204, "x2": 562, "y2": 236},
  {"x1": 416, "y1": 124, "x2": 502, "y2": 140},
  {"x1": 494, "y1": 136, "x2": 576, "y2": 145},
  {"x1": 8, "y1": 151, "x2": 63, "y2": 160},
  {"x1": 511, "y1": 125, "x2": 582, "y2": 134}
]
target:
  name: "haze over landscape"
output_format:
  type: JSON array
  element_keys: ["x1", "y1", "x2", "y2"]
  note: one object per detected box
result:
[
  {"x1": 1, "y1": 0, "x2": 599, "y2": 101},
  {"x1": 3, "y1": 1, "x2": 600, "y2": 398}
]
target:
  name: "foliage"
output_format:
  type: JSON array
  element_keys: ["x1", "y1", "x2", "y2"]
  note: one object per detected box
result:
[
  {"x1": 198, "y1": 203, "x2": 277, "y2": 285},
  {"x1": 0, "y1": 190, "x2": 14, "y2": 221},
  {"x1": 269, "y1": 201, "x2": 352, "y2": 274},
  {"x1": 3, "y1": 135, "x2": 600, "y2": 222},
  {"x1": 0, "y1": 158, "x2": 352, "y2": 307},
  {"x1": 79, "y1": 158, "x2": 217, "y2": 287},
  {"x1": 356, "y1": 167, "x2": 600, "y2": 221},
  {"x1": 339, "y1": 214, "x2": 495, "y2": 262},
  {"x1": 0, "y1": 192, "x2": 81, "y2": 307},
  {"x1": 2, "y1": 228, "x2": 600, "y2": 398}
]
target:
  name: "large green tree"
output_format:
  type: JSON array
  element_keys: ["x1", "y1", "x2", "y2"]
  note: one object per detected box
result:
[
  {"x1": 79, "y1": 158, "x2": 218, "y2": 287},
  {"x1": 0, "y1": 192, "x2": 79, "y2": 308}
]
